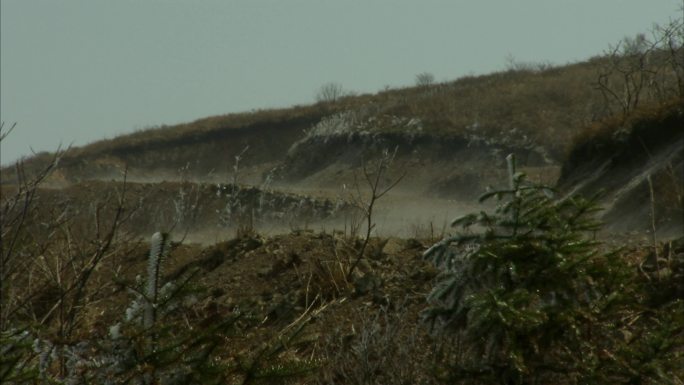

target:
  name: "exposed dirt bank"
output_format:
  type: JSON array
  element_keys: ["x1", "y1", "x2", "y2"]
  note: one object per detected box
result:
[{"x1": 558, "y1": 101, "x2": 684, "y2": 236}]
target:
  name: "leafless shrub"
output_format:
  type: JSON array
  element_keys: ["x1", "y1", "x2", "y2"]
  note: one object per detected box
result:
[
  {"x1": 0, "y1": 121, "x2": 16, "y2": 142},
  {"x1": 1, "y1": 124, "x2": 146, "y2": 382},
  {"x1": 218, "y1": 145, "x2": 258, "y2": 237},
  {"x1": 594, "y1": 18, "x2": 684, "y2": 117},
  {"x1": 316, "y1": 301, "x2": 440, "y2": 385},
  {"x1": 415, "y1": 72, "x2": 435, "y2": 87},
  {"x1": 316, "y1": 82, "x2": 346, "y2": 103},
  {"x1": 346, "y1": 147, "x2": 405, "y2": 281},
  {"x1": 171, "y1": 162, "x2": 202, "y2": 242},
  {"x1": 304, "y1": 254, "x2": 351, "y2": 300},
  {"x1": 504, "y1": 54, "x2": 555, "y2": 73},
  {"x1": 1, "y1": 127, "x2": 67, "y2": 331},
  {"x1": 340, "y1": 193, "x2": 364, "y2": 240}
]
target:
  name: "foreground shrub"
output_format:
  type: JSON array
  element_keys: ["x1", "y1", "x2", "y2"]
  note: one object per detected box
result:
[
  {"x1": 423, "y1": 155, "x2": 629, "y2": 384},
  {"x1": 317, "y1": 300, "x2": 440, "y2": 385}
]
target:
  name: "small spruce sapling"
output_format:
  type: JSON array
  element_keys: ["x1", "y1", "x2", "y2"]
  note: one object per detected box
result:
[{"x1": 423, "y1": 154, "x2": 624, "y2": 384}]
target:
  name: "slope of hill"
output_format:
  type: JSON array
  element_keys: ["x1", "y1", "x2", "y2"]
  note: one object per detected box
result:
[
  {"x1": 1, "y1": 54, "x2": 681, "y2": 234},
  {"x1": 2, "y1": 60, "x2": 604, "y2": 189},
  {"x1": 559, "y1": 100, "x2": 684, "y2": 236},
  {"x1": 3, "y1": 41, "x2": 684, "y2": 384}
]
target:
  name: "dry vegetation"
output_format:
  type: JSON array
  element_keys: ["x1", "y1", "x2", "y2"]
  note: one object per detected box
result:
[
  {"x1": 0, "y1": 55, "x2": 662, "y2": 181},
  {"x1": 2, "y1": 20, "x2": 683, "y2": 384},
  {"x1": 3, "y1": 152, "x2": 683, "y2": 384},
  {"x1": 4, "y1": 25, "x2": 682, "y2": 192}
]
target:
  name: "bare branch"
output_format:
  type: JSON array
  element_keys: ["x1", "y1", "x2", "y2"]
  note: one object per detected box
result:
[{"x1": 346, "y1": 147, "x2": 405, "y2": 280}]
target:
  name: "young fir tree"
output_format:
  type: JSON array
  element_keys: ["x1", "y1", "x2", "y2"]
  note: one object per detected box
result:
[{"x1": 423, "y1": 155, "x2": 626, "y2": 384}]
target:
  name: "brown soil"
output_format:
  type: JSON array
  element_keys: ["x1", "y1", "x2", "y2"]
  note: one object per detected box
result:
[{"x1": 77, "y1": 230, "x2": 442, "y2": 383}]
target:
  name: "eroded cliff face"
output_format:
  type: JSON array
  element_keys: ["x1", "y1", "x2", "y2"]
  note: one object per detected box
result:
[
  {"x1": 7, "y1": 106, "x2": 559, "y2": 202},
  {"x1": 558, "y1": 101, "x2": 684, "y2": 236},
  {"x1": 271, "y1": 110, "x2": 556, "y2": 200}
]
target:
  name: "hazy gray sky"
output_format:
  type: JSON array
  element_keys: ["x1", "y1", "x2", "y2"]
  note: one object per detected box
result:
[{"x1": 1, "y1": 0, "x2": 681, "y2": 164}]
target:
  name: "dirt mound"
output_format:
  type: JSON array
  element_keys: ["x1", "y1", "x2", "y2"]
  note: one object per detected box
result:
[
  {"x1": 181, "y1": 232, "x2": 432, "y2": 315},
  {"x1": 156, "y1": 230, "x2": 438, "y2": 358}
]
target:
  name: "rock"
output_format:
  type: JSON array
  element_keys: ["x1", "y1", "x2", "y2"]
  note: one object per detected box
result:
[
  {"x1": 367, "y1": 239, "x2": 388, "y2": 260},
  {"x1": 382, "y1": 237, "x2": 405, "y2": 256}
]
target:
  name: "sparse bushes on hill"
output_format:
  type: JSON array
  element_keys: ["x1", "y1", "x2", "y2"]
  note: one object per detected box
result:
[
  {"x1": 0, "y1": 130, "x2": 315, "y2": 383},
  {"x1": 1, "y1": 227, "x2": 316, "y2": 384},
  {"x1": 503, "y1": 54, "x2": 555, "y2": 73},
  {"x1": 595, "y1": 17, "x2": 684, "y2": 118}
]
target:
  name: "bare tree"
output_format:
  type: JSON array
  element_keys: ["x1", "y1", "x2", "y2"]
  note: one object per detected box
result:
[
  {"x1": 415, "y1": 72, "x2": 435, "y2": 87},
  {"x1": 656, "y1": 17, "x2": 684, "y2": 98},
  {"x1": 316, "y1": 82, "x2": 345, "y2": 103},
  {"x1": 0, "y1": 124, "x2": 144, "y2": 380},
  {"x1": 346, "y1": 148, "x2": 405, "y2": 281},
  {"x1": 594, "y1": 18, "x2": 683, "y2": 118}
]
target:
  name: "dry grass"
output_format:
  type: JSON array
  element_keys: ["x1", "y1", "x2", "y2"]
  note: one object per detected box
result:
[
  {"x1": 563, "y1": 98, "x2": 683, "y2": 176},
  {"x1": 3, "y1": 51, "x2": 680, "y2": 183}
]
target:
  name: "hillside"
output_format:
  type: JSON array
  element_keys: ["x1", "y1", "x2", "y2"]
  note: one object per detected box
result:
[
  {"x1": 2, "y1": 43, "x2": 684, "y2": 384},
  {"x1": 2, "y1": 59, "x2": 606, "y2": 189},
  {"x1": 3, "y1": 52, "x2": 682, "y2": 235},
  {"x1": 560, "y1": 100, "x2": 684, "y2": 236}
]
